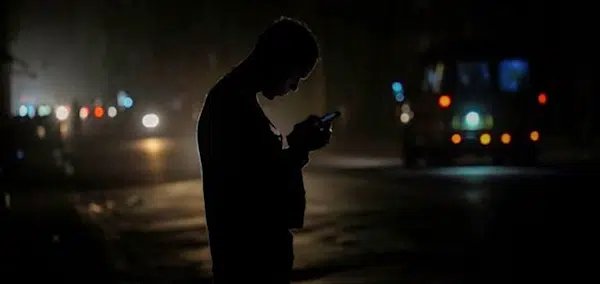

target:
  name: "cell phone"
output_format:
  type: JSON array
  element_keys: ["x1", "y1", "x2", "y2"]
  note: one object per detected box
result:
[{"x1": 320, "y1": 111, "x2": 341, "y2": 123}]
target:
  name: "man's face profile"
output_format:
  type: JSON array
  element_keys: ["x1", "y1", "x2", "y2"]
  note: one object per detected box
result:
[
  {"x1": 262, "y1": 62, "x2": 316, "y2": 100},
  {"x1": 253, "y1": 18, "x2": 319, "y2": 100}
]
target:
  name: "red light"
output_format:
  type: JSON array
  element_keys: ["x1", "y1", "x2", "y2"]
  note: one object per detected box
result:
[
  {"x1": 438, "y1": 95, "x2": 451, "y2": 108},
  {"x1": 538, "y1": 93, "x2": 547, "y2": 105},
  {"x1": 94, "y1": 106, "x2": 104, "y2": 118}
]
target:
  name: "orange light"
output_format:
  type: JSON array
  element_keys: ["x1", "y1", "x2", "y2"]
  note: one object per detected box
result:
[
  {"x1": 451, "y1": 134, "x2": 461, "y2": 144},
  {"x1": 438, "y1": 95, "x2": 451, "y2": 108},
  {"x1": 530, "y1": 131, "x2": 539, "y2": 142},
  {"x1": 501, "y1": 133, "x2": 511, "y2": 144},
  {"x1": 94, "y1": 106, "x2": 104, "y2": 118},
  {"x1": 538, "y1": 93, "x2": 547, "y2": 105}
]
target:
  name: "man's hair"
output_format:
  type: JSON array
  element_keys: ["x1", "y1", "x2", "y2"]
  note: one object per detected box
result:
[{"x1": 253, "y1": 17, "x2": 320, "y2": 72}]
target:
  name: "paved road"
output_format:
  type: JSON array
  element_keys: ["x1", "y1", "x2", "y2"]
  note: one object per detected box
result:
[
  {"x1": 66, "y1": 137, "x2": 403, "y2": 188},
  {"x1": 7, "y1": 136, "x2": 597, "y2": 282},
  {"x1": 66, "y1": 136, "x2": 599, "y2": 187},
  {"x1": 70, "y1": 165, "x2": 595, "y2": 283},
  {"x1": 34, "y1": 137, "x2": 201, "y2": 189}
]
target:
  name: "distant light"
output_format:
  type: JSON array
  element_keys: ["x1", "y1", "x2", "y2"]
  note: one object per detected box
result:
[
  {"x1": 451, "y1": 134, "x2": 462, "y2": 144},
  {"x1": 392, "y1": 82, "x2": 403, "y2": 93},
  {"x1": 438, "y1": 95, "x2": 451, "y2": 108},
  {"x1": 117, "y1": 90, "x2": 129, "y2": 107},
  {"x1": 18, "y1": 105, "x2": 28, "y2": 117},
  {"x1": 395, "y1": 92, "x2": 405, "y2": 103},
  {"x1": 27, "y1": 105, "x2": 36, "y2": 118},
  {"x1": 142, "y1": 113, "x2": 159, "y2": 128},
  {"x1": 530, "y1": 131, "x2": 539, "y2": 142},
  {"x1": 79, "y1": 107, "x2": 90, "y2": 119},
  {"x1": 465, "y1": 111, "x2": 480, "y2": 128},
  {"x1": 55, "y1": 105, "x2": 69, "y2": 121},
  {"x1": 94, "y1": 106, "x2": 104, "y2": 118},
  {"x1": 400, "y1": 113, "x2": 411, "y2": 124},
  {"x1": 107, "y1": 106, "x2": 117, "y2": 118},
  {"x1": 123, "y1": 97, "x2": 133, "y2": 108},
  {"x1": 480, "y1": 133, "x2": 491, "y2": 145},
  {"x1": 38, "y1": 105, "x2": 52, "y2": 117},
  {"x1": 538, "y1": 93, "x2": 547, "y2": 105},
  {"x1": 501, "y1": 133, "x2": 511, "y2": 144},
  {"x1": 392, "y1": 82, "x2": 405, "y2": 103}
]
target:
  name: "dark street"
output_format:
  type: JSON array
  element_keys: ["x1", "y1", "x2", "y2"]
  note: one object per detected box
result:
[{"x1": 20, "y1": 150, "x2": 588, "y2": 283}]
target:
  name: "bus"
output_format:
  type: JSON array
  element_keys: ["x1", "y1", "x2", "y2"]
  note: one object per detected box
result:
[{"x1": 400, "y1": 39, "x2": 548, "y2": 167}]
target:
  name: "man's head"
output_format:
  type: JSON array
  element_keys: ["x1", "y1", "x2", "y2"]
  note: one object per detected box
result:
[{"x1": 250, "y1": 17, "x2": 320, "y2": 100}]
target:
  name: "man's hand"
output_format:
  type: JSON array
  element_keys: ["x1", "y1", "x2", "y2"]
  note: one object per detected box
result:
[{"x1": 287, "y1": 115, "x2": 332, "y2": 152}]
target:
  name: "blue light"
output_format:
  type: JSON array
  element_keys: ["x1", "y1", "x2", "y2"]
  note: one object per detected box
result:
[
  {"x1": 123, "y1": 97, "x2": 133, "y2": 108},
  {"x1": 395, "y1": 92, "x2": 405, "y2": 103},
  {"x1": 118, "y1": 96, "x2": 126, "y2": 107},
  {"x1": 392, "y1": 82, "x2": 405, "y2": 102},
  {"x1": 27, "y1": 105, "x2": 36, "y2": 118},
  {"x1": 392, "y1": 82, "x2": 403, "y2": 93},
  {"x1": 117, "y1": 90, "x2": 127, "y2": 105},
  {"x1": 499, "y1": 59, "x2": 530, "y2": 93},
  {"x1": 465, "y1": 111, "x2": 480, "y2": 127}
]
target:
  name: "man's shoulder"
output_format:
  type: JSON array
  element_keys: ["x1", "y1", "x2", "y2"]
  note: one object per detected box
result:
[
  {"x1": 209, "y1": 71, "x2": 246, "y2": 97},
  {"x1": 201, "y1": 76, "x2": 234, "y2": 111}
]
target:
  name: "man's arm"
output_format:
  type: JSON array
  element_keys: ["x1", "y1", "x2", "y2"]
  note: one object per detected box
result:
[{"x1": 282, "y1": 147, "x2": 309, "y2": 169}]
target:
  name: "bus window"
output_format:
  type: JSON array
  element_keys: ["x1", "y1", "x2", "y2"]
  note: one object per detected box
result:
[
  {"x1": 498, "y1": 59, "x2": 530, "y2": 93},
  {"x1": 422, "y1": 62, "x2": 445, "y2": 93},
  {"x1": 456, "y1": 61, "x2": 491, "y2": 93}
]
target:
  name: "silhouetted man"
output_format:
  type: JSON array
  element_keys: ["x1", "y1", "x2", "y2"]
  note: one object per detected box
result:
[{"x1": 197, "y1": 17, "x2": 329, "y2": 283}]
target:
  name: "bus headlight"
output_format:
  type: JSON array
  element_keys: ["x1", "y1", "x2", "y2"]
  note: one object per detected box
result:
[{"x1": 465, "y1": 111, "x2": 480, "y2": 128}]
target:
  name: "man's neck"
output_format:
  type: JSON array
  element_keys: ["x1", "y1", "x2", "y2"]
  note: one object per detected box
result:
[{"x1": 232, "y1": 57, "x2": 264, "y2": 98}]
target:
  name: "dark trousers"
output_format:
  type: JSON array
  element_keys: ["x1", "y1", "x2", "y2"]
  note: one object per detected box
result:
[{"x1": 211, "y1": 230, "x2": 294, "y2": 284}]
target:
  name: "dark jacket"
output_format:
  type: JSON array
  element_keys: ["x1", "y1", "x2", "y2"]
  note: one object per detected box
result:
[{"x1": 196, "y1": 70, "x2": 307, "y2": 278}]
